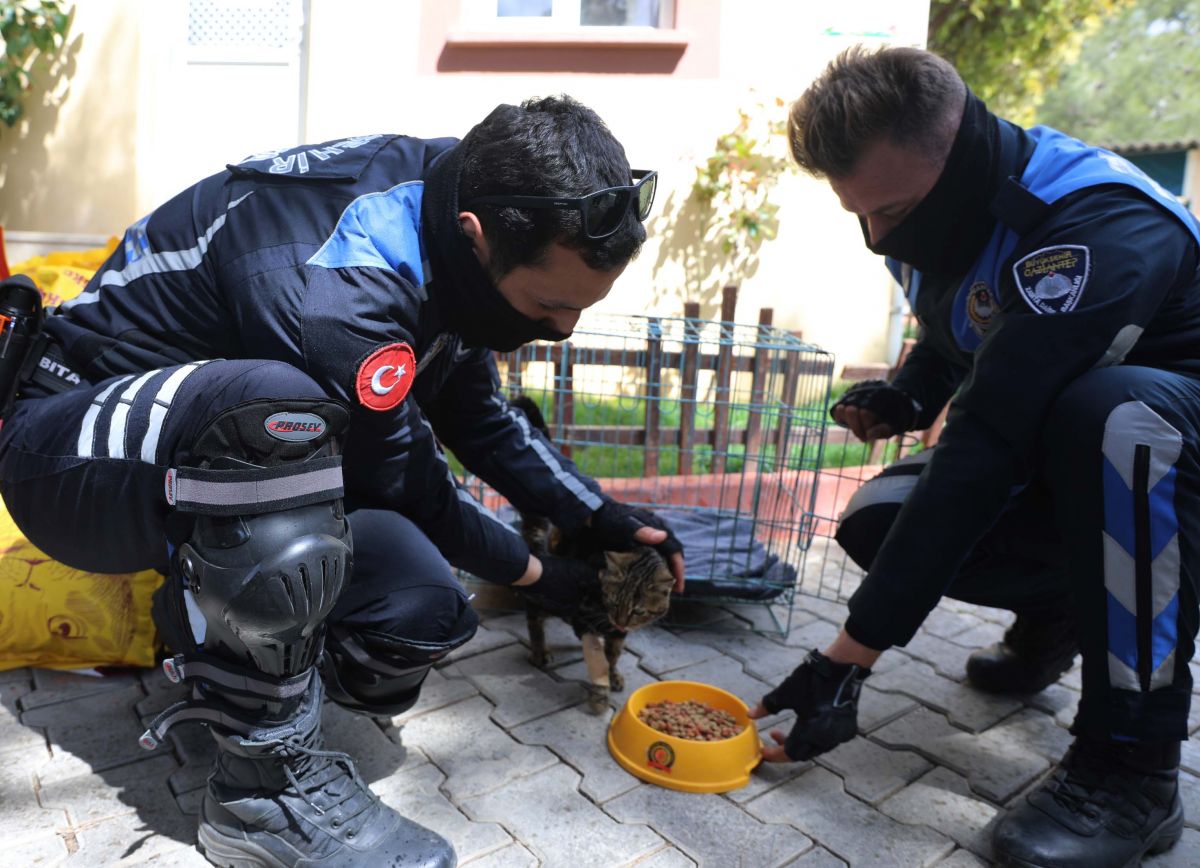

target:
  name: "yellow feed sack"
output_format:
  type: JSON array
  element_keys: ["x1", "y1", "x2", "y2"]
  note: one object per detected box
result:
[
  {"x1": 10, "y1": 236, "x2": 118, "y2": 306},
  {"x1": 0, "y1": 237, "x2": 161, "y2": 671},
  {"x1": 0, "y1": 508, "x2": 161, "y2": 671}
]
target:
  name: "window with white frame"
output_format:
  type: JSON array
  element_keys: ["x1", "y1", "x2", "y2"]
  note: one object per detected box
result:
[{"x1": 461, "y1": 0, "x2": 675, "y2": 30}]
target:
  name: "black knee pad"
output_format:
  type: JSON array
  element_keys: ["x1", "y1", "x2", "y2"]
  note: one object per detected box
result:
[
  {"x1": 161, "y1": 398, "x2": 354, "y2": 677},
  {"x1": 320, "y1": 606, "x2": 479, "y2": 717},
  {"x1": 835, "y1": 451, "x2": 931, "y2": 571}
]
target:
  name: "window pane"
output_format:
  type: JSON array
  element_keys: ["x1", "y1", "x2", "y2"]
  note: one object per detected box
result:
[
  {"x1": 580, "y1": 0, "x2": 661, "y2": 26},
  {"x1": 498, "y1": 0, "x2": 553, "y2": 16}
]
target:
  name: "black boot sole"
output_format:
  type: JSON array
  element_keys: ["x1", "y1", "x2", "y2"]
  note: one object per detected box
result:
[
  {"x1": 994, "y1": 799, "x2": 1184, "y2": 868},
  {"x1": 197, "y1": 823, "x2": 291, "y2": 868}
]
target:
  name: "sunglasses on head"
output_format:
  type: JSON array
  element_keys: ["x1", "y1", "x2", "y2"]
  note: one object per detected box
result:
[{"x1": 464, "y1": 170, "x2": 657, "y2": 240}]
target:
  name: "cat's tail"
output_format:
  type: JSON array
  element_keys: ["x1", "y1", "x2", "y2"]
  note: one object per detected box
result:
[{"x1": 510, "y1": 394, "x2": 550, "y2": 437}]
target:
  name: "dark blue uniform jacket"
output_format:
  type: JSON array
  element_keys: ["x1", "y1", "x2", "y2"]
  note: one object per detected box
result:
[
  {"x1": 44, "y1": 134, "x2": 604, "y2": 584},
  {"x1": 845, "y1": 124, "x2": 1200, "y2": 650}
]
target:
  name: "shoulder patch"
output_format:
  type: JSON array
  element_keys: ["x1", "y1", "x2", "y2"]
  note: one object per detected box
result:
[
  {"x1": 1012, "y1": 245, "x2": 1091, "y2": 314},
  {"x1": 355, "y1": 342, "x2": 416, "y2": 412}
]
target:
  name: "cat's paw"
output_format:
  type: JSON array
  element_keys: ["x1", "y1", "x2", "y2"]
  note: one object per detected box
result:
[
  {"x1": 583, "y1": 683, "x2": 609, "y2": 715},
  {"x1": 527, "y1": 649, "x2": 553, "y2": 668},
  {"x1": 609, "y1": 670, "x2": 625, "y2": 692}
]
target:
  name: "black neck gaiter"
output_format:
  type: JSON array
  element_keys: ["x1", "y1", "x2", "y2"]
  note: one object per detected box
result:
[
  {"x1": 862, "y1": 92, "x2": 1001, "y2": 277},
  {"x1": 422, "y1": 142, "x2": 570, "y2": 352}
]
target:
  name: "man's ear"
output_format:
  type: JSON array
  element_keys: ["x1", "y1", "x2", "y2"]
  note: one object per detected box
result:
[{"x1": 458, "y1": 211, "x2": 490, "y2": 266}]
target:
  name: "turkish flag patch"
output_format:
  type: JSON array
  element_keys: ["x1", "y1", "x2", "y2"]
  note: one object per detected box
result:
[{"x1": 355, "y1": 342, "x2": 416, "y2": 412}]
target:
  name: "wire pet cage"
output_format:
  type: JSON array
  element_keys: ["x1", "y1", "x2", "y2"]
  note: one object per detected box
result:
[{"x1": 462, "y1": 296, "x2": 838, "y2": 635}]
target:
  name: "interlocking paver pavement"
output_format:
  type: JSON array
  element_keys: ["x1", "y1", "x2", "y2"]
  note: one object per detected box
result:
[{"x1": 3, "y1": 587, "x2": 1193, "y2": 866}]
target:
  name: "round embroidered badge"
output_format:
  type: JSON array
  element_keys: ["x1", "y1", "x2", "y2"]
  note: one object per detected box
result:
[{"x1": 355, "y1": 342, "x2": 416, "y2": 412}]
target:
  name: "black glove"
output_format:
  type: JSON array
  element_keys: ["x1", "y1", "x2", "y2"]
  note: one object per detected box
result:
[
  {"x1": 830, "y1": 379, "x2": 921, "y2": 435},
  {"x1": 518, "y1": 554, "x2": 600, "y2": 616},
  {"x1": 760, "y1": 649, "x2": 871, "y2": 761},
  {"x1": 589, "y1": 496, "x2": 684, "y2": 563}
]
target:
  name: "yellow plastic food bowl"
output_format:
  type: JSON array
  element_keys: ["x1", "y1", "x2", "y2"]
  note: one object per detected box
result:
[{"x1": 607, "y1": 680, "x2": 762, "y2": 793}]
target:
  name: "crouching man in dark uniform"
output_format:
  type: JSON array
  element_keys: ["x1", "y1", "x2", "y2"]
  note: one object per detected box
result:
[
  {"x1": 746, "y1": 47, "x2": 1200, "y2": 867},
  {"x1": 0, "y1": 95, "x2": 682, "y2": 867}
]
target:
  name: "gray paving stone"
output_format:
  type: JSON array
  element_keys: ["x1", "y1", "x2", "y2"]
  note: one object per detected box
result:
[
  {"x1": 938, "y1": 602, "x2": 1014, "y2": 627},
  {"x1": 605, "y1": 784, "x2": 812, "y2": 867},
  {"x1": 665, "y1": 599, "x2": 738, "y2": 628},
  {"x1": 455, "y1": 643, "x2": 586, "y2": 727},
  {"x1": 481, "y1": 612, "x2": 581, "y2": 664},
  {"x1": 554, "y1": 653, "x2": 659, "y2": 712},
  {"x1": 816, "y1": 736, "x2": 932, "y2": 804},
  {"x1": 621, "y1": 625, "x2": 721, "y2": 675},
  {"x1": 510, "y1": 704, "x2": 641, "y2": 803},
  {"x1": 691, "y1": 629, "x2": 812, "y2": 685},
  {"x1": 744, "y1": 766, "x2": 954, "y2": 867},
  {"x1": 23, "y1": 669, "x2": 141, "y2": 710},
  {"x1": 0, "y1": 666, "x2": 33, "y2": 684},
  {"x1": 944, "y1": 621, "x2": 1006, "y2": 650},
  {"x1": 668, "y1": 652, "x2": 776, "y2": 715},
  {"x1": 460, "y1": 764, "x2": 663, "y2": 866},
  {"x1": 161, "y1": 719, "x2": 216, "y2": 797},
  {"x1": 1, "y1": 679, "x2": 48, "y2": 755},
  {"x1": 22, "y1": 684, "x2": 151, "y2": 783},
  {"x1": 725, "y1": 754, "x2": 816, "y2": 805},
  {"x1": 1024, "y1": 683, "x2": 1079, "y2": 729},
  {"x1": 898, "y1": 632, "x2": 972, "y2": 680},
  {"x1": 997, "y1": 708, "x2": 1072, "y2": 762},
  {"x1": 790, "y1": 594, "x2": 852, "y2": 626},
  {"x1": 0, "y1": 743, "x2": 70, "y2": 845},
  {"x1": 790, "y1": 846, "x2": 848, "y2": 867},
  {"x1": 1144, "y1": 827, "x2": 1200, "y2": 866},
  {"x1": 934, "y1": 851, "x2": 989, "y2": 867},
  {"x1": 394, "y1": 663, "x2": 481, "y2": 723},
  {"x1": 70, "y1": 809, "x2": 195, "y2": 865},
  {"x1": 633, "y1": 847, "x2": 698, "y2": 867},
  {"x1": 879, "y1": 766, "x2": 1000, "y2": 859},
  {"x1": 1177, "y1": 770, "x2": 1200, "y2": 830},
  {"x1": 444, "y1": 623, "x2": 519, "y2": 665},
  {"x1": 920, "y1": 608, "x2": 985, "y2": 641},
  {"x1": 1060, "y1": 661, "x2": 1083, "y2": 692},
  {"x1": 873, "y1": 707, "x2": 1049, "y2": 803},
  {"x1": 857, "y1": 683, "x2": 919, "y2": 733},
  {"x1": 1180, "y1": 738, "x2": 1200, "y2": 776},
  {"x1": 870, "y1": 660, "x2": 1023, "y2": 732},
  {"x1": 397, "y1": 695, "x2": 558, "y2": 801},
  {"x1": 321, "y1": 700, "x2": 417, "y2": 782},
  {"x1": 772, "y1": 617, "x2": 842, "y2": 655},
  {"x1": 38, "y1": 753, "x2": 179, "y2": 828},
  {"x1": 371, "y1": 758, "x2": 513, "y2": 863},
  {"x1": 720, "y1": 602, "x2": 814, "y2": 635},
  {"x1": 461, "y1": 841, "x2": 538, "y2": 867},
  {"x1": 9, "y1": 832, "x2": 71, "y2": 865}
]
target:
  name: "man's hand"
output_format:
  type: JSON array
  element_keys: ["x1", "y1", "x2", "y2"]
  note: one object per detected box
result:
[
  {"x1": 589, "y1": 496, "x2": 685, "y2": 592},
  {"x1": 830, "y1": 379, "x2": 920, "y2": 442},
  {"x1": 747, "y1": 648, "x2": 871, "y2": 762},
  {"x1": 513, "y1": 553, "x2": 599, "y2": 616}
]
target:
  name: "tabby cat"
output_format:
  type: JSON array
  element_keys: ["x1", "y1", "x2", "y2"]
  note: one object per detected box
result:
[{"x1": 511, "y1": 396, "x2": 675, "y2": 714}]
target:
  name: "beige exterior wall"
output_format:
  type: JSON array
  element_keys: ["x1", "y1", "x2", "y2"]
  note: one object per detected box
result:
[{"x1": 1, "y1": 0, "x2": 931, "y2": 371}]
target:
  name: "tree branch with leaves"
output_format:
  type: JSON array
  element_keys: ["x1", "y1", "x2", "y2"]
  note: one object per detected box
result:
[{"x1": 1, "y1": 0, "x2": 73, "y2": 130}]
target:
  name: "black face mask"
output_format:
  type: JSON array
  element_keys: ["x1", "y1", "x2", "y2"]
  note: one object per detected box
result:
[
  {"x1": 862, "y1": 92, "x2": 1000, "y2": 277},
  {"x1": 422, "y1": 141, "x2": 572, "y2": 352}
]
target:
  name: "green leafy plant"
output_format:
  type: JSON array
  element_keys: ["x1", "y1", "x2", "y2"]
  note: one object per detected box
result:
[
  {"x1": 928, "y1": 0, "x2": 1130, "y2": 125},
  {"x1": 1, "y1": 0, "x2": 73, "y2": 129},
  {"x1": 692, "y1": 96, "x2": 794, "y2": 288}
]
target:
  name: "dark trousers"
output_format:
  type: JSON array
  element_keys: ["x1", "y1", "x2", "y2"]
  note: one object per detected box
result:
[
  {"x1": 0, "y1": 359, "x2": 473, "y2": 673},
  {"x1": 838, "y1": 366, "x2": 1200, "y2": 741}
]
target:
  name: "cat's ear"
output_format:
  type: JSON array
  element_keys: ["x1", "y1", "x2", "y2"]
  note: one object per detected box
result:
[{"x1": 604, "y1": 551, "x2": 636, "y2": 572}]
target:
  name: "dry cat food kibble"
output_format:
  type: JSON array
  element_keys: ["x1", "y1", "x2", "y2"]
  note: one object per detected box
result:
[{"x1": 637, "y1": 699, "x2": 745, "y2": 741}]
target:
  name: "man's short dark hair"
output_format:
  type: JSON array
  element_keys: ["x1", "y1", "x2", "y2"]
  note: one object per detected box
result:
[
  {"x1": 459, "y1": 94, "x2": 645, "y2": 279},
  {"x1": 788, "y1": 46, "x2": 966, "y2": 178}
]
